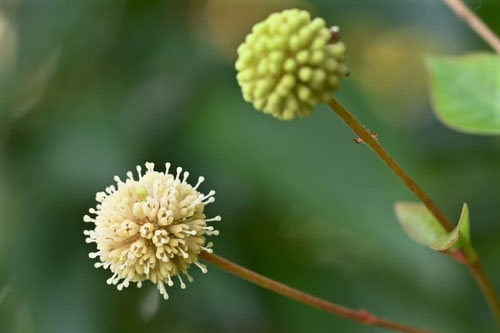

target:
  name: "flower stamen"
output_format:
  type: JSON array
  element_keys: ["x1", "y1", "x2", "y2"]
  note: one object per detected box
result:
[{"x1": 84, "y1": 162, "x2": 221, "y2": 299}]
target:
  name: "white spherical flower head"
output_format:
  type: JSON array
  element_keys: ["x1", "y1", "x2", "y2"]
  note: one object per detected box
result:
[
  {"x1": 236, "y1": 9, "x2": 349, "y2": 120},
  {"x1": 84, "y1": 162, "x2": 221, "y2": 300}
]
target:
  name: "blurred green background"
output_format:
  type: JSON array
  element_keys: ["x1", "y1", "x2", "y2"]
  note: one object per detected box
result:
[{"x1": 1, "y1": 0, "x2": 499, "y2": 332}]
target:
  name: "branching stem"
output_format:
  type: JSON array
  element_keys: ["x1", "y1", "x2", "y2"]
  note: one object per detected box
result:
[{"x1": 327, "y1": 96, "x2": 500, "y2": 323}]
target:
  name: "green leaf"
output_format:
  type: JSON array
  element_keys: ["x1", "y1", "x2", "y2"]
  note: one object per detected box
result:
[
  {"x1": 394, "y1": 202, "x2": 447, "y2": 248},
  {"x1": 394, "y1": 202, "x2": 473, "y2": 256},
  {"x1": 457, "y1": 203, "x2": 470, "y2": 243},
  {"x1": 425, "y1": 53, "x2": 500, "y2": 135},
  {"x1": 455, "y1": 204, "x2": 478, "y2": 262}
]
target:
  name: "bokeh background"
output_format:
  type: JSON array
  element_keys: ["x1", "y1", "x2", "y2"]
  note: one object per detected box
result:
[{"x1": 1, "y1": 0, "x2": 499, "y2": 332}]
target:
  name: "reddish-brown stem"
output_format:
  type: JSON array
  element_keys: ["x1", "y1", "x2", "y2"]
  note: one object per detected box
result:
[
  {"x1": 468, "y1": 261, "x2": 500, "y2": 322},
  {"x1": 201, "y1": 251, "x2": 439, "y2": 333},
  {"x1": 327, "y1": 96, "x2": 500, "y2": 323},
  {"x1": 443, "y1": 0, "x2": 500, "y2": 53},
  {"x1": 328, "y1": 97, "x2": 454, "y2": 231}
]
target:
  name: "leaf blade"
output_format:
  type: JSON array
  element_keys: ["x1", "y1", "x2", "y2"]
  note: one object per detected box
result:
[
  {"x1": 394, "y1": 202, "x2": 448, "y2": 247},
  {"x1": 425, "y1": 53, "x2": 500, "y2": 135},
  {"x1": 395, "y1": 202, "x2": 472, "y2": 254}
]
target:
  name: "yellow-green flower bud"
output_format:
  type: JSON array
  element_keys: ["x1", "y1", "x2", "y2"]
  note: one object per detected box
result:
[{"x1": 236, "y1": 9, "x2": 348, "y2": 120}]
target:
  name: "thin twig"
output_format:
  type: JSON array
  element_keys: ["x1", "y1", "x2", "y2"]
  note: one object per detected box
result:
[
  {"x1": 328, "y1": 97, "x2": 454, "y2": 231},
  {"x1": 443, "y1": 0, "x2": 500, "y2": 53},
  {"x1": 200, "y1": 251, "x2": 440, "y2": 333},
  {"x1": 327, "y1": 96, "x2": 500, "y2": 323},
  {"x1": 468, "y1": 261, "x2": 500, "y2": 322}
]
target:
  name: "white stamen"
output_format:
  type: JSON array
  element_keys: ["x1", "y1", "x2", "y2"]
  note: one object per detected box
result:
[
  {"x1": 157, "y1": 282, "x2": 169, "y2": 300},
  {"x1": 203, "y1": 197, "x2": 215, "y2": 204},
  {"x1": 166, "y1": 274, "x2": 174, "y2": 287},
  {"x1": 136, "y1": 165, "x2": 142, "y2": 179},
  {"x1": 89, "y1": 251, "x2": 100, "y2": 259},
  {"x1": 145, "y1": 162, "x2": 154, "y2": 172},
  {"x1": 83, "y1": 215, "x2": 94, "y2": 223},
  {"x1": 194, "y1": 262, "x2": 208, "y2": 274},
  {"x1": 117, "y1": 278, "x2": 130, "y2": 291},
  {"x1": 177, "y1": 275, "x2": 186, "y2": 289},
  {"x1": 203, "y1": 190, "x2": 215, "y2": 200},
  {"x1": 179, "y1": 248, "x2": 189, "y2": 259},
  {"x1": 193, "y1": 176, "x2": 204, "y2": 190},
  {"x1": 106, "y1": 273, "x2": 118, "y2": 285},
  {"x1": 183, "y1": 270, "x2": 194, "y2": 283}
]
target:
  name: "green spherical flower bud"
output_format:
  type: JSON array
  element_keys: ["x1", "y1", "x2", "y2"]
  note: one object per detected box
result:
[{"x1": 236, "y1": 9, "x2": 349, "y2": 120}]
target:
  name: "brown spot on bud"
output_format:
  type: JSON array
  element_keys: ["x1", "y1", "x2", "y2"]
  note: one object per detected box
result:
[{"x1": 330, "y1": 26, "x2": 341, "y2": 43}]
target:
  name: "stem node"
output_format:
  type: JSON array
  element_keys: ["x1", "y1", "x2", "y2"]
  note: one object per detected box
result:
[{"x1": 327, "y1": 96, "x2": 500, "y2": 323}]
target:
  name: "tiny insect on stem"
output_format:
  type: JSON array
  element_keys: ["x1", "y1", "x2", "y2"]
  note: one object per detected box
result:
[{"x1": 327, "y1": 96, "x2": 500, "y2": 324}]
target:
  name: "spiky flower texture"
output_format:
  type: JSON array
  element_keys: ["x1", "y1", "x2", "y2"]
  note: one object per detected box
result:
[
  {"x1": 236, "y1": 9, "x2": 349, "y2": 120},
  {"x1": 84, "y1": 162, "x2": 221, "y2": 300}
]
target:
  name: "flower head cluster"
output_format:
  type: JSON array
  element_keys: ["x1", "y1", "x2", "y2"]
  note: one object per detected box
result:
[
  {"x1": 84, "y1": 162, "x2": 221, "y2": 300},
  {"x1": 235, "y1": 9, "x2": 349, "y2": 120}
]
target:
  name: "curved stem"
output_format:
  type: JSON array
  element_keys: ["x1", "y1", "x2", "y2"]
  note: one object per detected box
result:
[
  {"x1": 200, "y1": 251, "x2": 439, "y2": 333},
  {"x1": 443, "y1": 0, "x2": 500, "y2": 53},
  {"x1": 327, "y1": 96, "x2": 500, "y2": 323},
  {"x1": 328, "y1": 97, "x2": 453, "y2": 231},
  {"x1": 469, "y1": 261, "x2": 500, "y2": 322}
]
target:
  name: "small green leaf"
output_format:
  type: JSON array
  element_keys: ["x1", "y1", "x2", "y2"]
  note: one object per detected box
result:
[
  {"x1": 455, "y1": 204, "x2": 478, "y2": 262},
  {"x1": 425, "y1": 53, "x2": 500, "y2": 135},
  {"x1": 394, "y1": 202, "x2": 473, "y2": 256},
  {"x1": 429, "y1": 224, "x2": 460, "y2": 251},
  {"x1": 394, "y1": 202, "x2": 448, "y2": 248},
  {"x1": 457, "y1": 203, "x2": 470, "y2": 243}
]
